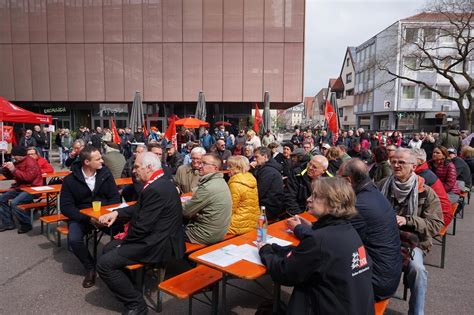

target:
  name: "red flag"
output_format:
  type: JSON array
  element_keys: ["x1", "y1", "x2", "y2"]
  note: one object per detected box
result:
[
  {"x1": 2, "y1": 126, "x2": 14, "y2": 143},
  {"x1": 253, "y1": 104, "x2": 263, "y2": 134},
  {"x1": 324, "y1": 99, "x2": 339, "y2": 145},
  {"x1": 143, "y1": 124, "x2": 149, "y2": 137},
  {"x1": 164, "y1": 118, "x2": 177, "y2": 150},
  {"x1": 111, "y1": 117, "x2": 121, "y2": 144}
]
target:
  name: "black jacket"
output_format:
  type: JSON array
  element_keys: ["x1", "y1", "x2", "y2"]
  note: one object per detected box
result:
[
  {"x1": 116, "y1": 174, "x2": 185, "y2": 263},
  {"x1": 260, "y1": 216, "x2": 374, "y2": 315},
  {"x1": 255, "y1": 158, "x2": 284, "y2": 220},
  {"x1": 350, "y1": 179, "x2": 402, "y2": 301},
  {"x1": 60, "y1": 165, "x2": 121, "y2": 223},
  {"x1": 451, "y1": 156, "x2": 472, "y2": 188},
  {"x1": 465, "y1": 157, "x2": 474, "y2": 186},
  {"x1": 421, "y1": 141, "x2": 435, "y2": 161},
  {"x1": 327, "y1": 158, "x2": 343, "y2": 176},
  {"x1": 284, "y1": 169, "x2": 312, "y2": 215},
  {"x1": 32, "y1": 131, "x2": 48, "y2": 148}
]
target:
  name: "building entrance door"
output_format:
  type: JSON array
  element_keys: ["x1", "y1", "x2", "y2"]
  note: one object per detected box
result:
[{"x1": 147, "y1": 116, "x2": 167, "y2": 134}]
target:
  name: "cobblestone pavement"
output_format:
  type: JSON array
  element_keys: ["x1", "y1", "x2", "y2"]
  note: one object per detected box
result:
[{"x1": 0, "y1": 154, "x2": 473, "y2": 314}]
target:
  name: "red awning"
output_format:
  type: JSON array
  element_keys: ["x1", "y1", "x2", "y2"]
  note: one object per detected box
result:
[{"x1": 0, "y1": 97, "x2": 52, "y2": 124}]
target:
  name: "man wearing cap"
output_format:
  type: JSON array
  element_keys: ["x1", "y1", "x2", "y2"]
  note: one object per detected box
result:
[
  {"x1": 102, "y1": 142, "x2": 127, "y2": 179},
  {"x1": 165, "y1": 143, "x2": 183, "y2": 175},
  {"x1": 448, "y1": 148, "x2": 472, "y2": 191},
  {"x1": 320, "y1": 143, "x2": 331, "y2": 156},
  {"x1": 0, "y1": 146, "x2": 43, "y2": 233},
  {"x1": 285, "y1": 155, "x2": 331, "y2": 215}
]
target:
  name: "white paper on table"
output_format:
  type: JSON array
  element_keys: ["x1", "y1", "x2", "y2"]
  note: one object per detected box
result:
[
  {"x1": 252, "y1": 235, "x2": 293, "y2": 247},
  {"x1": 197, "y1": 244, "x2": 242, "y2": 267},
  {"x1": 227, "y1": 244, "x2": 264, "y2": 266},
  {"x1": 31, "y1": 186, "x2": 54, "y2": 191},
  {"x1": 180, "y1": 196, "x2": 192, "y2": 203},
  {"x1": 106, "y1": 203, "x2": 130, "y2": 211}
]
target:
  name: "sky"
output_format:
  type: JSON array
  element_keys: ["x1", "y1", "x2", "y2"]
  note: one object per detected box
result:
[{"x1": 304, "y1": 0, "x2": 427, "y2": 97}]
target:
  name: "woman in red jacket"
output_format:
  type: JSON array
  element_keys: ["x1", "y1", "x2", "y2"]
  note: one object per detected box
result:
[{"x1": 429, "y1": 145, "x2": 460, "y2": 203}]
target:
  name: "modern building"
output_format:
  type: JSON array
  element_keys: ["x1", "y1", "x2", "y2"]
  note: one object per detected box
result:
[
  {"x1": 354, "y1": 12, "x2": 472, "y2": 131},
  {"x1": 0, "y1": 0, "x2": 305, "y2": 132}
]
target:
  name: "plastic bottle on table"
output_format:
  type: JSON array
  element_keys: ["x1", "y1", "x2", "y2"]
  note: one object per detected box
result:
[{"x1": 256, "y1": 206, "x2": 268, "y2": 244}]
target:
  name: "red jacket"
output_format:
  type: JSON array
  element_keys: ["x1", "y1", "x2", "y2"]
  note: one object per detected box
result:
[
  {"x1": 36, "y1": 156, "x2": 54, "y2": 174},
  {"x1": 429, "y1": 160, "x2": 460, "y2": 195},
  {"x1": 416, "y1": 162, "x2": 453, "y2": 226},
  {"x1": 2, "y1": 156, "x2": 43, "y2": 189}
]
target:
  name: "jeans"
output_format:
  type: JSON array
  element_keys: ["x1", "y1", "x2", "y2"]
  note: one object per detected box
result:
[
  {"x1": 96, "y1": 240, "x2": 145, "y2": 310},
  {"x1": 407, "y1": 247, "x2": 428, "y2": 315},
  {"x1": 62, "y1": 151, "x2": 70, "y2": 167},
  {"x1": 68, "y1": 220, "x2": 95, "y2": 271},
  {"x1": 0, "y1": 190, "x2": 35, "y2": 227},
  {"x1": 58, "y1": 147, "x2": 63, "y2": 165}
]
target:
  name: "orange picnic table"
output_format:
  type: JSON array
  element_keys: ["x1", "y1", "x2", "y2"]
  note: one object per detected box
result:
[
  {"x1": 189, "y1": 211, "x2": 316, "y2": 313},
  {"x1": 0, "y1": 171, "x2": 71, "y2": 181},
  {"x1": 114, "y1": 177, "x2": 133, "y2": 186}
]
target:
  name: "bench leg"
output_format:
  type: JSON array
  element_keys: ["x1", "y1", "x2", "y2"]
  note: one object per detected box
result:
[
  {"x1": 188, "y1": 296, "x2": 193, "y2": 315},
  {"x1": 221, "y1": 274, "x2": 227, "y2": 314},
  {"x1": 272, "y1": 283, "x2": 281, "y2": 314},
  {"x1": 155, "y1": 267, "x2": 166, "y2": 313},
  {"x1": 211, "y1": 283, "x2": 219, "y2": 315},
  {"x1": 30, "y1": 209, "x2": 34, "y2": 226},
  {"x1": 452, "y1": 216, "x2": 457, "y2": 236},
  {"x1": 440, "y1": 234, "x2": 446, "y2": 269},
  {"x1": 57, "y1": 231, "x2": 61, "y2": 247}
]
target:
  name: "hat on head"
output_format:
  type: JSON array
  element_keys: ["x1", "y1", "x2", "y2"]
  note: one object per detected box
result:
[
  {"x1": 151, "y1": 126, "x2": 158, "y2": 132},
  {"x1": 11, "y1": 146, "x2": 27, "y2": 157},
  {"x1": 321, "y1": 143, "x2": 331, "y2": 150},
  {"x1": 291, "y1": 148, "x2": 306, "y2": 157},
  {"x1": 447, "y1": 148, "x2": 457, "y2": 154},
  {"x1": 166, "y1": 143, "x2": 174, "y2": 149}
]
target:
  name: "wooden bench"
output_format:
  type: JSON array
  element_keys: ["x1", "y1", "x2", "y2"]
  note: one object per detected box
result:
[
  {"x1": 428, "y1": 202, "x2": 458, "y2": 269},
  {"x1": 159, "y1": 265, "x2": 222, "y2": 315},
  {"x1": 40, "y1": 214, "x2": 69, "y2": 242},
  {"x1": 56, "y1": 225, "x2": 69, "y2": 247},
  {"x1": 17, "y1": 201, "x2": 47, "y2": 225},
  {"x1": 374, "y1": 299, "x2": 390, "y2": 315}
]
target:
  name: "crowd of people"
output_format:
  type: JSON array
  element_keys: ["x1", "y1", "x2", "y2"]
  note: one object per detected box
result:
[{"x1": 1, "y1": 121, "x2": 473, "y2": 314}]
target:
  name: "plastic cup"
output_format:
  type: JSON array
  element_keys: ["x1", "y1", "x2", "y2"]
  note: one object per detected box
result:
[{"x1": 92, "y1": 201, "x2": 101, "y2": 212}]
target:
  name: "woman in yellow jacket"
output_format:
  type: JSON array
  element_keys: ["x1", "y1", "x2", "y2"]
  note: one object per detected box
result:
[{"x1": 227, "y1": 155, "x2": 261, "y2": 234}]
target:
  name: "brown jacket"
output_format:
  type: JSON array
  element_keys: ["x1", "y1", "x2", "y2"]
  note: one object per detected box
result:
[{"x1": 378, "y1": 176, "x2": 444, "y2": 252}]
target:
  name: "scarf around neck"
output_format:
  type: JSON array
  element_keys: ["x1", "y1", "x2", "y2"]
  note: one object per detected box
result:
[{"x1": 381, "y1": 173, "x2": 418, "y2": 216}]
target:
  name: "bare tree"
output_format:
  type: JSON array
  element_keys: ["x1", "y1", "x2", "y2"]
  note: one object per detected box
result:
[{"x1": 374, "y1": 0, "x2": 473, "y2": 130}]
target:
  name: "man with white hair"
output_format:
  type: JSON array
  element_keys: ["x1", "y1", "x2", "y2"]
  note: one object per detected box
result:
[
  {"x1": 175, "y1": 147, "x2": 206, "y2": 194},
  {"x1": 285, "y1": 154, "x2": 332, "y2": 215},
  {"x1": 97, "y1": 152, "x2": 185, "y2": 314},
  {"x1": 378, "y1": 148, "x2": 444, "y2": 315}
]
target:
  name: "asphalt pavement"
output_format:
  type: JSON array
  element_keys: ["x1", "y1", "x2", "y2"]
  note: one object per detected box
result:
[{"x1": 0, "y1": 156, "x2": 473, "y2": 314}]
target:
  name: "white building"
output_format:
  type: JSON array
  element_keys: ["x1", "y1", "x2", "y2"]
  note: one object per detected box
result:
[
  {"x1": 337, "y1": 47, "x2": 357, "y2": 130},
  {"x1": 354, "y1": 12, "x2": 472, "y2": 131},
  {"x1": 279, "y1": 103, "x2": 304, "y2": 130}
]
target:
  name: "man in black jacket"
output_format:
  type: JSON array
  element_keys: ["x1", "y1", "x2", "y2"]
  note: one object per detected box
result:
[
  {"x1": 253, "y1": 147, "x2": 284, "y2": 220},
  {"x1": 97, "y1": 152, "x2": 185, "y2": 314},
  {"x1": 448, "y1": 148, "x2": 472, "y2": 190},
  {"x1": 32, "y1": 125, "x2": 49, "y2": 160},
  {"x1": 64, "y1": 139, "x2": 85, "y2": 168},
  {"x1": 338, "y1": 158, "x2": 402, "y2": 301},
  {"x1": 60, "y1": 146, "x2": 121, "y2": 288}
]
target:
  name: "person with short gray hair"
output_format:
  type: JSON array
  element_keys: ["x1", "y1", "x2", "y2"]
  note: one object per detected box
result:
[
  {"x1": 64, "y1": 138, "x2": 86, "y2": 168},
  {"x1": 175, "y1": 146, "x2": 206, "y2": 194}
]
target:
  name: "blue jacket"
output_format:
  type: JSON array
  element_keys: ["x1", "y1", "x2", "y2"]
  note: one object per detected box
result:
[
  {"x1": 200, "y1": 134, "x2": 215, "y2": 149},
  {"x1": 350, "y1": 179, "x2": 402, "y2": 301}
]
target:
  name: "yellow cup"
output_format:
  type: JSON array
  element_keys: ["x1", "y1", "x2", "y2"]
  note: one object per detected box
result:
[{"x1": 92, "y1": 201, "x2": 102, "y2": 212}]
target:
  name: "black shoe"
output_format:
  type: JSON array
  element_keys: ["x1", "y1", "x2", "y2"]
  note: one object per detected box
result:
[
  {"x1": 122, "y1": 304, "x2": 148, "y2": 315},
  {"x1": 82, "y1": 270, "x2": 96, "y2": 288},
  {"x1": 17, "y1": 225, "x2": 32, "y2": 234},
  {"x1": 0, "y1": 224, "x2": 15, "y2": 232}
]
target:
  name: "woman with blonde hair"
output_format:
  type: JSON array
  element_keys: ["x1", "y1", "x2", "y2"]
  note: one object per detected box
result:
[
  {"x1": 226, "y1": 155, "x2": 260, "y2": 234},
  {"x1": 246, "y1": 130, "x2": 261, "y2": 150},
  {"x1": 259, "y1": 177, "x2": 374, "y2": 314}
]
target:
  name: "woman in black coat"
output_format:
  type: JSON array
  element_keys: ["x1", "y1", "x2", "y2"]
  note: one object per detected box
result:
[{"x1": 259, "y1": 177, "x2": 374, "y2": 314}]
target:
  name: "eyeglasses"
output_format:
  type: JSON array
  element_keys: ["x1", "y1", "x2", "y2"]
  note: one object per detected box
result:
[
  {"x1": 390, "y1": 160, "x2": 413, "y2": 166},
  {"x1": 201, "y1": 161, "x2": 218, "y2": 168}
]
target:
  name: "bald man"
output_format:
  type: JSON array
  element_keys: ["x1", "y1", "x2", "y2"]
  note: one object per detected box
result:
[{"x1": 285, "y1": 154, "x2": 332, "y2": 215}]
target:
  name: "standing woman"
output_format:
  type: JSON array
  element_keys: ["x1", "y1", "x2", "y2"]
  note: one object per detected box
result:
[
  {"x1": 259, "y1": 177, "x2": 374, "y2": 314},
  {"x1": 226, "y1": 156, "x2": 260, "y2": 235},
  {"x1": 429, "y1": 145, "x2": 461, "y2": 203}
]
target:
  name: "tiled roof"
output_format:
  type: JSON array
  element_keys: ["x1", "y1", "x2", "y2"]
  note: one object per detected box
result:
[{"x1": 402, "y1": 12, "x2": 468, "y2": 22}]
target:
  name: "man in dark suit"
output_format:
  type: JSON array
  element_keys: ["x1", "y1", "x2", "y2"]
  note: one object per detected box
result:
[{"x1": 97, "y1": 152, "x2": 185, "y2": 315}]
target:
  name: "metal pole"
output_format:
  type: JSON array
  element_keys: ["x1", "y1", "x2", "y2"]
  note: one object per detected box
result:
[{"x1": 1, "y1": 121, "x2": 4, "y2": 163}]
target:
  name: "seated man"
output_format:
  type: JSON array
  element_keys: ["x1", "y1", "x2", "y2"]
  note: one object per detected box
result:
[
  {"x1": 97, "y1": 152, "x2": 185, "y2": 314},
  {"x1": 102, "y1": 142, "x2": 126, "y2": 179},
  {"x1": 253, "y1": 147, "x2": 285, "y2": 220},
  {"x1": 285, "y1": 155, "x2": 331, "y2": 215},
  {"x1": 26, "y1": 147, "x2": 54, "y2": 174},
  {"x1": 121, "y1": 144, "x2": 147, "y2": 202},
  {"x1": 378, "y1": 148, "x2": 444, "y2": 314},
  {"x1": 338, "y1": 159, "x2": 402, "y2": 301},
  {"x1": 64, "y1": 139, "x2": 85, "y2": 168},
  {"x1": 165, "y1": 143, "x2": 183, "y2": 175},
  {"x1": 60, "y1": 146, "x2": 121, "y2": 288},
  {"x1": 175, "y1": 147, "x2": 205, "y2": 194},
  {"x1": 448, "y1": 148, "x2": 472, "y2": 191},
  {"x1": 183, "y1": 154, "x2": 232, "y2": 244},
  {"x1": 0, "y1": 146, "x2": 43, "y2": 233}
]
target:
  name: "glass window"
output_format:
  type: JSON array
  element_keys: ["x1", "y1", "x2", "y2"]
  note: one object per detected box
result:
[
  {"x1": 436, "y1": 85, "x2": 450, "y2": 99},
  {"x1": 346, "y1": 89, "x2": 354, "y2": 96},
  {"x1": 346, "y1": 58, "x2": 350, "y2": 67},
  {"x1": 419, "y1": 86, "x2": 432, "y2": 99},
  {"x1": 346, "y1": 73, "x2": 352, "y2": 83},
  {"x1": 439, "y1": 29, "x2": 454, "y2": 43},
  {"x1": 404, "y1": 57, "x2": 417, "y2": 70},
  {"x1": 405, "y1": 28, "x2": 419, "y2": 42},
  {"x1": 424, "y1": 28, "x2": 437, "y2": 42},
  {"x1": 402, "y1": 85, "x2": 415, "y2": 99},
  {"x1": 420, "y1": 57, "x2": 432, "y2": 71}
]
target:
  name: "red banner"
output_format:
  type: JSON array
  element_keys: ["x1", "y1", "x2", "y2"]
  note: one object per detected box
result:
[
  {"x1": 324, "y1": 99, "x2": 339, "y2": 145},
  {"x1": 2, "y1": 126, "x2": 14, "y2": 143},
  {"x1": 253, "y1": 104, "x2": 262, "y2": 134}
]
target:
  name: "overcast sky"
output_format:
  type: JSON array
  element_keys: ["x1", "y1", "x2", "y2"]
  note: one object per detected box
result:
[{"x1": 304, "y1": 0, "x2": 427, "y2": 97}]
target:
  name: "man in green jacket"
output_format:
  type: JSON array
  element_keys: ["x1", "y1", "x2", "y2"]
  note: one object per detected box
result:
[{"x1": 182, "y1": 154, "x2": 232, "y2": 245}]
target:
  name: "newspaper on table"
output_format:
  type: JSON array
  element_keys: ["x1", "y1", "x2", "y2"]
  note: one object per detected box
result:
[
  {"x1": 31, "y1": 186, "x2": 54, "y2": 191},
  {"x1": 106, "y1": 203, "x2": 130, "y2": 211},
  {"x1": 196, "y1": 245, "x2": 241, "y2": 267},
  {"x1": 252, "y1": 235, "x2": 293, "y2": 247}
]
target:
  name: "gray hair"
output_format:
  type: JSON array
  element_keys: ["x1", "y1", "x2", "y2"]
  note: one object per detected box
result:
[
  {"x1": 140, "y1": 152, "x2": 162, "y2": 171},
  {"x1": 396, "y1": 148, "x2": 417, "y2": 164},
  {"x1": 191, "y1": 147, "x2": 206, "y2": 156},
  {"x1": 312, "y1": 155, "x2": 329, "y2": 170},
  {"x1": 74, "y1": 139, "x2": 85, "y2": 147},
  {"x1": 411, "y1": 148, "x2": 427, "y2": 163},
  {"x1": 244, "y1": 145, "x2": 254, "y2": 153},
  {"x1": 136, "y1": 144, "x2": 148, "y2": 152}
]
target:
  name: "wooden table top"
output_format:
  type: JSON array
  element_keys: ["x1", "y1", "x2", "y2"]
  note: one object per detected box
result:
[
  {"x1": 114, "y1": 177, "x2": 133, "y2": 186},
  {"x1": 21, "y1": 184, "x2": 62, "y2": 194},
  {"x1": 80, "y1": 201, "x2": 137, "y2": 219},
  {"x1": 0, "y1": 171, "x2": 71, "y2": 181},
  {"x1": 189, "y1": 211, "x2": 316, "y2": 280}
]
